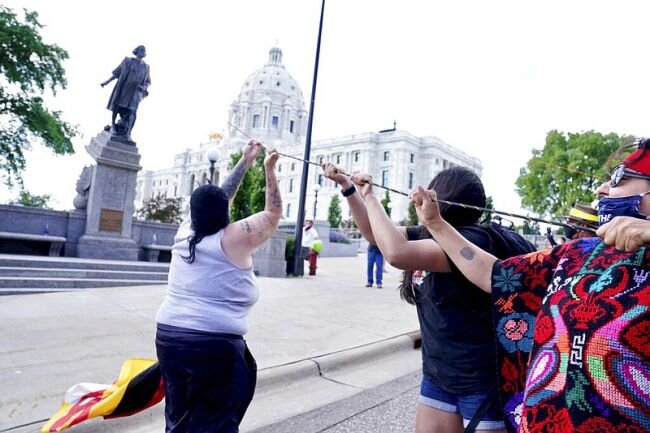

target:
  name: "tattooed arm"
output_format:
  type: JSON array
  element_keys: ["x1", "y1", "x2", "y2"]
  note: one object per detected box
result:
[
  {"x1": 222, "y1": 149, "x2": 282, "y2": 267},
  {"x1": 411, "y1": 186, "x2": 497, "y2": 293},
  {"x1": 221, "y1": 139, "x2": 262, "y2": 203}
]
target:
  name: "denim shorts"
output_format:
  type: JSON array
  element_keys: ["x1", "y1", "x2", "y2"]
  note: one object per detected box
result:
[{"x1": 419, "y1": 375, "x2": 504, "y2": 430}]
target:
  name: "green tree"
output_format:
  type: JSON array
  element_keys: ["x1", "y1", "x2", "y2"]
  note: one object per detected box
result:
[
  {"x1": 514, "y1": 219, "x2": 541, "y2": 235},
  {"x1": 515, "y1": 130, "x2": 627, "y2": 219},
  {"x1": 405, "y1": 200, "x2": 418, "y2": 226},
  {"x1": 0, "y1": 6, "x2": 76, "y2": 187},
  {"x1": 481, "y1": 195, "x2": 494, "y2": 223},
  {"x1": 381, "y1": 190, "x2": 392, "y2": 217},
  {"x1": 10, "y1": 190, "x2": 50, "y2": 208},
  {"x1": 137, "y1": 194, "x2": 183, "y2": 224},
  {"x1": 228, "y1": 149, "x2": 266, "y2": 222},
  {"x1": 327, "y1": 194, "x2": 342, "y2": 228}
]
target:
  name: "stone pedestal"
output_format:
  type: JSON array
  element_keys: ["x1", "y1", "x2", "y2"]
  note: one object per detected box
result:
[
  {"x1": 252, "y1": 231, "x2": 287, "y2": 277},
  {"x1": 77, "y1": 131, "x2": 141, "y2": 260}
]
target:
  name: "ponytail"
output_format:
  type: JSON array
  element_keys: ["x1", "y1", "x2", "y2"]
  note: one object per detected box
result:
[{"x1": 182, "y1": 233, "x2": 205, "y2": 264}]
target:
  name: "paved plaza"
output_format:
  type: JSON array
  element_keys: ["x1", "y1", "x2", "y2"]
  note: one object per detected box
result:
[{"x1": 0, "y1": 254, "x2": 421, "y2": 432}]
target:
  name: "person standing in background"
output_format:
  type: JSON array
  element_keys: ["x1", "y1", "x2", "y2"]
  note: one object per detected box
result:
[{"x1": 366, "y1": 242, "x2": 383, "y2": 288}]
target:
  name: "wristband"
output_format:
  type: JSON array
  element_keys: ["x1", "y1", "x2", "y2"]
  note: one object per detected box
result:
[{"x1": 341, "y1": 185, "x2": 356, "y2": 197}]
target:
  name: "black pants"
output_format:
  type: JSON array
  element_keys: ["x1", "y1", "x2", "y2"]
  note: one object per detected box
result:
[{"x1": 155, "y1": 324, "x2": 257, "y2": 433}]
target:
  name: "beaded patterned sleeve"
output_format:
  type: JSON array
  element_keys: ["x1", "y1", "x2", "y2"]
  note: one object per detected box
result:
[{"x1": 491, "y1": 238, "x2": 650, "y2": 433}]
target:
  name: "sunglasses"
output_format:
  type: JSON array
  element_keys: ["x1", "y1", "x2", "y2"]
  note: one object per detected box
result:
[{"x1": 609, "y1": 164, "x2": 650, "y2": 188}]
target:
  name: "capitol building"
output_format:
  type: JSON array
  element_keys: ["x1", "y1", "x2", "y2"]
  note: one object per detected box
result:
[{"x1": 135, "y1": 47, "x2": 482, "y2": 224}]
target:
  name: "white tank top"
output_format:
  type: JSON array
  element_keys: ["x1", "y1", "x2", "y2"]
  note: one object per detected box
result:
[{"x1": 156, "y1": 221, "x2": 259, "y2": 335}]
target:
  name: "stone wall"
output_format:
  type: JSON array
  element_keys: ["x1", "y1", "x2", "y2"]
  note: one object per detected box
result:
[{"x1": 0, "y1": 204, "x2": 288, "y2": 277}]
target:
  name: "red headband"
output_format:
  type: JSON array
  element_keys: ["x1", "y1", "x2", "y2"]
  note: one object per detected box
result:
[{"x1": 623, "y1": 148, "x2": 650, "y2": 176}]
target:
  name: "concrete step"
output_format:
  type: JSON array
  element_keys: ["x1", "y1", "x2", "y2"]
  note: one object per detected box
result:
[
  {"x1": 0, "y1": 254, "x2": 170, "y2": 273},
  {"x1": 0, "y1": 266, "x2": 168, "y2": 281},
  {"x1": 0, "y1": 277, "x2": 167, "y2": 290}
]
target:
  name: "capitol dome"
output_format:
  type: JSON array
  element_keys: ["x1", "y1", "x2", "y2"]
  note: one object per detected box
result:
[{"x1": 227, "y1": 47, "x2": 307, "y2": 146}]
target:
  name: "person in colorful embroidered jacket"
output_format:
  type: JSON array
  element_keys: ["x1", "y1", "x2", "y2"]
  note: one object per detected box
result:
[
  {"x1": 323, "y1": 163, "x2": 535, "y2": 433},
  {"x1": 155, "y1": 140, "x2": 281, "y2": 433},
  {"x1": 411, "y1": 140, "x2": 650, "y2": 433}
]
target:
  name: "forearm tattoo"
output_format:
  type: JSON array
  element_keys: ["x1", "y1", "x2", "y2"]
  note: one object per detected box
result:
[
  {"x1": 460, "y1": 247, "x2": 475, "y2": 260},
  {"x1": 266, "y1": 175, "x2": 282, "y2": 208},
  {"x1": 221, "y1": 159, "x2": 248, "y2": 199}
]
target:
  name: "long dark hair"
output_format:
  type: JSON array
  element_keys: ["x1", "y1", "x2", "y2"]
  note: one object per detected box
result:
[
  {"x1": 399, "y1": 167, "x2": 486, "y2": 304},
  {"x1": 183, "y1": 184, "x2": 230, "y2": 264}
]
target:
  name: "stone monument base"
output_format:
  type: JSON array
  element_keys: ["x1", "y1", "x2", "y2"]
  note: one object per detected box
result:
[{"x1": 77, "y1": 235, "x2": 139, "y2": 261}]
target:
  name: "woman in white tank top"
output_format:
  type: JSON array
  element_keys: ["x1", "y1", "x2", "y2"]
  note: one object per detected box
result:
[{"x1": 155, "y1": 140, "x2": 282, "y2": 433}]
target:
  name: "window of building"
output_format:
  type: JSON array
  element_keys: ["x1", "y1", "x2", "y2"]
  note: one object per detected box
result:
[
  {"x1": 291, "y1": 162, "x2": 296, "y2": 171},
  {"x1": 410, "y1": 153, "x2": 415, "y2": 163},
  {"x1": 408, "y1": 172, "x2": 414, "y2": 189},
  {"x1": 289, "y1": 120, "x2": 295, "y2": 133},
  {"x1": 382, "y1": 170, "x2": 389, "y2": 187},
  {"x1": 272, "y1": 116, "x2": 279, "y2": 129},
  {"x1": 286, "y1": 203, "x2": 291, "y2": 218},
  {"x1": 336, "y1": 154, "x2": 342, "y2": 164},
  {"x1": 253, "y1": 114, "x2": 260, "y2": 128},
  {"x1": 289, "y1": 178, "x2": 294, "y2": 193},
  {"x1": 318, "y1": 155, "x2": 324, "y2": 164},
  {"x1": 383, "y1": 151, "x2": 390, "y2": 161},
  {"x1": 354, "y1": 151, "x2": 360, "y2": 162},
  {"x1": 278, "y1": 164, "x2": 282, "y2": 172},
  {"x1": 318, "y1": 174, "x2": 323, "y2": 186}
]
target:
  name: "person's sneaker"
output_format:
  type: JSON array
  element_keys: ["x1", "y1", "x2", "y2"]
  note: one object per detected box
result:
[
  {"x1": 377, "y1": 284, "x2": 383, "y2": 288},
  {"x1": 365, "y1": 283, "x2": 372, "y2": 287}
]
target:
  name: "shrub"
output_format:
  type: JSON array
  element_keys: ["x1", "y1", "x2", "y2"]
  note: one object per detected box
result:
[
  {"x1": 329, "y1": 230, "x2": 350, "y2": 244},
  {"x1": 285, "y1": 235, "x2": 296, "y2": 259}
]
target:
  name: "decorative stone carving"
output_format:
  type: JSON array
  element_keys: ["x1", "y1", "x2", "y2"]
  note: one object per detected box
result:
[{"x1": 72, "y1": 166, "x2": 93, "y2": 210}]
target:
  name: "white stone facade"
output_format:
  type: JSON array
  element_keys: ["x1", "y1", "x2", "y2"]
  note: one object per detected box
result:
[{"x1": 135, "y1": 47, "x2": 482, "y2": 224}]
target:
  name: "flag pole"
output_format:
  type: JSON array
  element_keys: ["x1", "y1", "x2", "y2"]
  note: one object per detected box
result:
[{"x1": 292, "y1": 0, "x2": 326, "y2": 276}]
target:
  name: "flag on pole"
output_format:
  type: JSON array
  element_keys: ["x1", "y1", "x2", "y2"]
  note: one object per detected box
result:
[{"x1": 41, "y1": 358, "x2": 164, "y2": 432}]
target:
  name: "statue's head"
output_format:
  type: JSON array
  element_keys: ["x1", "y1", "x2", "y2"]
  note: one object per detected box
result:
[{"x1": 133, "y1": 45, "x2": 147, "y2": 59}]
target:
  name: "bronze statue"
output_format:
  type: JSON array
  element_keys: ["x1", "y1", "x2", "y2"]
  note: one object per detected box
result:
[{"x1": 101, "y1": 45, "x2": 151, "y2": 139}]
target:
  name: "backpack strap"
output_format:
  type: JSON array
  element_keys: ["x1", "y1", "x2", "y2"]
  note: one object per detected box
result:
[{"x1": 464, "y1": 382, "x2": 498, "y2": 433}]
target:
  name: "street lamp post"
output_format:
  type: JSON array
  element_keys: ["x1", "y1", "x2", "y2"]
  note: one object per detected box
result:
[
  {"x1": 206, "y1": 147, "x2": 220, "y2": 185},
  {"x1": 313, "y1": 184, "x2": 321, "y2": 221}
]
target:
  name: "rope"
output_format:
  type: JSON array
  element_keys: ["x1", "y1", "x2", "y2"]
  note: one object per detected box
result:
[{"x1": 225, "y1": 121, "x2": 597, "y2": 234}]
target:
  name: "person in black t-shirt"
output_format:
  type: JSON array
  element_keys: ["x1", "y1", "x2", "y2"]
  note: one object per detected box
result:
[{"x1": 322, "y1": 163, "x2": 534, "y2": 433}]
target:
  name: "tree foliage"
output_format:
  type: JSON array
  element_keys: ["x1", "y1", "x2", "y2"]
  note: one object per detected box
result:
[
  {"x1": 381, "y1": 190, "x2": 392, "y2": 217},
  {"x1": 405, "y1": 200, "x2": 418, "y2": 226},
  {"x1": 481, "y1": 195, "x2": 494, "y2": 223},
  {"x1": 10, "y1": 190, "x2": 51, "y2": 208},
  {"x1": 515, "y1": 130, "x2": 628, "y2": 219},
  {"x1": 514, "y1": 220, "x2": 541, "y2": 235},
  {"x1": 0, "y1": 6, "x2": 76, "y2": 187},
  {"x1": 327, "y1": 194, "x2": 342, "y2": 228},
  {"x1": 228, "y1": 149, "x2": 266, "y2": 222},
  {"x1": 137, "y1": 193, "x2": 183, "y2": 224}
]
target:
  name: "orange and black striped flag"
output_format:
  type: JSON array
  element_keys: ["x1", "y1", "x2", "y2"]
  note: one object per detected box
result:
[{"x1": 41, "y1": 358, "x2": 164, "y2": 432}]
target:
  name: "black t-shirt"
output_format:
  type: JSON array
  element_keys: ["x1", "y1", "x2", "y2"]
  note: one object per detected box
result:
[{"x1": 406, "y1": 224, "x2": 534, "y2": 394}]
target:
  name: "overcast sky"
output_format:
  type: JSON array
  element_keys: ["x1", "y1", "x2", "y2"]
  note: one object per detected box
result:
[{"x1": 2, "y1": 0, "x2": 649, "y2": 218}]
